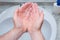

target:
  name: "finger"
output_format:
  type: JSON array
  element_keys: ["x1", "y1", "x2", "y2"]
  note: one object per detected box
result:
[
  {"x1": 14, "y1": 8, "x2": 19, "y2": 19},
  {"x1": 38, "y1": 11, "x2": 44, "y2": 29},
  {"x1": 25, "y1": 5, "x2": 32, "y2": 18},
  {"x1": 19, "y1": 4, "x2": 32, "y2": 19},
  {"x1": 32, "y1": 3, "x2": 40, "y2": 17},
  {"x1": 19, "y1": 2, "x2": 32, "y2": 12},
  {"x1": 39, "y1": 11, "x2": 44, "y2": 23},
  {"x1": 13, "y1": 8, "x2": 19, "y2": 27},
  {"x1": 32, "y1": 3, "x2": 39, "y2": 14},
  {"x1": 19, "y1": 3, "x2": 32, "y2": 18},
  {"x1": 30, "y1": 7, "x2": 34, "y2": 17}
]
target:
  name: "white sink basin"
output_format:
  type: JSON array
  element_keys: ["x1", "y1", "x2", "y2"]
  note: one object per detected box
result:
[{"x1": 0, "y1": 5, "x2": 57, "y2": 40}]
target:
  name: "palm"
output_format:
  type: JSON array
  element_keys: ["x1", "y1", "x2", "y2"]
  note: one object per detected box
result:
[
  {"x1": 13, "y1": 3, "x2": 32, "y2": 31},
  {"x1": 13, "y1": 3, "x2": 44, "y2": 32},
  {"x1": 27, "y1": 3, "x2": 44, "y2": 31}
]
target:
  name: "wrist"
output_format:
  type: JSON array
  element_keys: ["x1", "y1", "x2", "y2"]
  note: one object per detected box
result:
[
  {"x1": 28, "y1": 28, "x2": 41, "y2": 34},
  {"x1": 13, "y1": 27, "x2": 25, "y2": 33},
  {"x1": 14, "y1": 26, "x2": 26, "y2": 33},
  {"x1": 1, "y1": 27, "x2": 25, "y2": 40},
  {"x1": 29, "y1": 30, "x2": 44, "y2": 40}
]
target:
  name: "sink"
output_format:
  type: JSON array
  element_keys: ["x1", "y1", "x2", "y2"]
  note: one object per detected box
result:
[{"x1": 0, "y1": 5, "x2": 57, "y2": 40}]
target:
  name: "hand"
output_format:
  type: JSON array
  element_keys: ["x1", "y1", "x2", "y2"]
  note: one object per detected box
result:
[
  {"x1": 27, "y1": 3, "x2": 44, "y2": 33},
  {"x1": 0, "y1": 3, "x2": 44, "y2": 40},
  {"x1": 27, "y1": 3, "x2": 44, "y2": 40},
  {"x1": 13, "y1": 3, "x2": 32, "y2": 32}
]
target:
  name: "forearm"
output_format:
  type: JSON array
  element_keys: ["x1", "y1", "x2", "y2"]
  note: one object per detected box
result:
[
  {"x1": 29, "y1": 30, "x2": 44, "y2": 40},
  {"x1": 0, "y1": 27, "x2": 24, "y2": 40}
]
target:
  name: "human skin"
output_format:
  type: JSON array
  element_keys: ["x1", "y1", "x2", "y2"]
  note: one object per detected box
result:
[
  {"x1": 0, "y1": 3, "x2": 44, "y2": 40},
  {"x1": 0, "y1": 3, "x2": 32, "y2": 40},
  {"x1": 26, "y1": 3, "x2": 44, "y2": 40}
]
